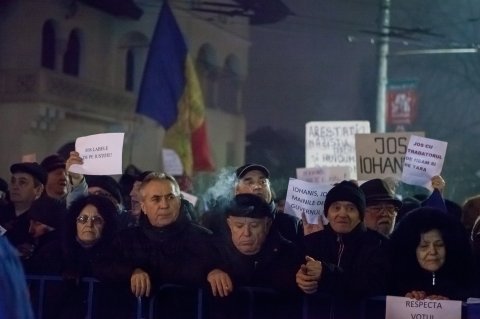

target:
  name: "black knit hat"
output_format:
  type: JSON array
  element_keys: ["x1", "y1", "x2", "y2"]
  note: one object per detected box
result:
[
  {"x1": 227, "y1": 194, "x2": 273, "y2": 219},
  {"x1": 40, "y1": 154, "x2": 66, "y2": 173},
  {"x1": 10, "y1": 162, "x2": 47, "y2": 185},
  {"x1": 29, "y1": 196, "x2": 66, "y2": 229},
  {"x1": 324, "y1": 180, "x2": 366, "y2": 219},
  {"x1": 360, "y1": 178, "x2": 402, "y2": 209}
]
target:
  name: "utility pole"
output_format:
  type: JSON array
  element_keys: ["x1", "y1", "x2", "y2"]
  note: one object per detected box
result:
[{"x1": 375, "y1": 0, "x2": 390, "y2": 133}]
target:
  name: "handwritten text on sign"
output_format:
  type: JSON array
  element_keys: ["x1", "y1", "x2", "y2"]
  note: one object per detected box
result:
[
  {"x1": 70, "y1": 132, "x2": 125, "y2": 175},
  {"x1": 284, "y1": 178, "x2": 332, "y2": 224},
  {"x1": 305, "y1": 121, "x2": 370, "y2": 178},
  {"x1": 355, "y1": 132, "x2": 424, "y2": 180},
  {"x1": 401, "y1": 135, "x2": 447, "y2": 189}
]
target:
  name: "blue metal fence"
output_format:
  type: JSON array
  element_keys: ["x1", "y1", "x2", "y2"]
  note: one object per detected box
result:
[{"x1": 25, "y1": 275, "x2": 480, "y2": 319}]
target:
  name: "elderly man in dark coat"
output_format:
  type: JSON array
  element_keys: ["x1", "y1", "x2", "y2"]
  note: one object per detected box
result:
[
  {"x1": 206, "y1": 193, "x2": 304, "y2": 319},
  {"x1": 94, "y1": 172, "x2": 218, "y2": 318},
  {"x1": 296, "y1": 180, "x2": 390, "y2": 318}
]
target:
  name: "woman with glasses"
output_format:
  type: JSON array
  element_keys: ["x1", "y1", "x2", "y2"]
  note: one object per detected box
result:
[{"x1": 31, "y1": 194, "x2": 118, "y2": 319}]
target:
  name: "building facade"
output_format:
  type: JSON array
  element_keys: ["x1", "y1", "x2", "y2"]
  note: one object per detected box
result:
[{"x1": 0, "y1": 0, "x2": 249, "y2": 183}]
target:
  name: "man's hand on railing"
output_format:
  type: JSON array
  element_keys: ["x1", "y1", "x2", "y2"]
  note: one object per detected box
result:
[
  {"x1": 130, "y1": 268, "x2": 151, "y2": 298},
  {"x1": 207, "y1": 268, "x2": 233, "y2": 297}
]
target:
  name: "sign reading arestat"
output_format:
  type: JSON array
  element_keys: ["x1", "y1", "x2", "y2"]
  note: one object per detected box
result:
[
  {"x1": 305, "y1": 121, "x2": 370, "y2": 178},
  {"x1": 284, "y1": 178, "x2": 332, "y2": 224},
  {"x1": 355, "y1": 132, "x2": 424, "y2": 180},
  {"x1": 69, "y1": 133, "x2": 125, "y2": 175},
  {"x1": 386, "y1": 296, "x2": 461, "y2": 319},
  {"x1": 401, "y1": 135, "x2": 447, "y2": 189}
]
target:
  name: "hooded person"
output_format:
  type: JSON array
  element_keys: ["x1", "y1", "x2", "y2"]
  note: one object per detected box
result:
[
  {"x1": 388, "y1": 207, "x2": 473, "y2": 301},
  {"x1": 296, "y1": 180, "x2": 390, "y2": 318},
  {"x1": 360, "y1": 178, "x2": 402, "y2": 237}
]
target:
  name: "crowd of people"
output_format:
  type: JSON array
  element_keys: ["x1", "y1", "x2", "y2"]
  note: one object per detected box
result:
[{"x1": 1, "y1": 151, "x2": 480, "y2": 319}]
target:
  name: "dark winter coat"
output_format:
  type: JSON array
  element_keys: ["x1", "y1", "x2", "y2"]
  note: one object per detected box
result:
[
  {"x1": 388, "y1": 207, "x2": 473, "y2": 301},
  {"x1": 95, "y1": 203, "x2": 218, "y2": 288},
  {"x1": 304, "y1": 222, "x2": 389, "y2": 298}
]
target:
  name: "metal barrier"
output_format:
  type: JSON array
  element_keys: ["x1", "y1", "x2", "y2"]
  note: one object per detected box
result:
[{"x1": 25, "y1": 275, "x2": 480, "y2": 319}]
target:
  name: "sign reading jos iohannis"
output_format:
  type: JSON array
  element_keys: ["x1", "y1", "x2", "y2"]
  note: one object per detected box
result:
[{"x1": 355, "y1": 132, "x2": 424, "y2": 180}]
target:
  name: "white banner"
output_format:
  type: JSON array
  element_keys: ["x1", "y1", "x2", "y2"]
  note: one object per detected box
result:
[{"x1": 296, "y1": 166, "x2": 350, "y2": 184}]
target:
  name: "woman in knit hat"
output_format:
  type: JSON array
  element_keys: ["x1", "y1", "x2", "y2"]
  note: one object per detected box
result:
[{"x1": 296, "y1": 180, "x2": 390, "y2": 318}]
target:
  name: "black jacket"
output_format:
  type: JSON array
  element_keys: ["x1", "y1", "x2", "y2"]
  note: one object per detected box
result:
[
  {"x1": 95, "y1": 204, "x2": 218, "y2": 288},
  {"x1": 215, "y1": 229, "x2": 303, "y2": 293},
  {"x1": 304, "y1": 223, "x2": 389, "y2": 298}
]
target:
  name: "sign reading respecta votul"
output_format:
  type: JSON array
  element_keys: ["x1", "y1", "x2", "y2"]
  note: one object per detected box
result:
[
  {"x1": 355, "y1": 132, "x2": 424, "y2": 180},
  {"x1": 305, "y1": 121, "x2": 370, "y2": 179}
]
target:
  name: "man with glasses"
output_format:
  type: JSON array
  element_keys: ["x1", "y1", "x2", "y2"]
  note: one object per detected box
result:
[{"x1": 360, "y1": 178, "x2": 402, "y2": 237}]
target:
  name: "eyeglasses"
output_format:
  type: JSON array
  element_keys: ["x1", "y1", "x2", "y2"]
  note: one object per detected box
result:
[
  {"x1": 76, "y1": 215, "x2": 105, "y2": 225},
  {"x1": 366, "y1": 205, "x2": 397, "y2": 215}
]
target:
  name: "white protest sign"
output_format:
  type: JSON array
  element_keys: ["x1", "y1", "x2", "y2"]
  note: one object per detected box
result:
[
  {"x1": 284, "y1": 178, "x2": 333, "y2": 224},
  {"x1": 386, "y1": 296, "x2": 461, "y2": 319},
  {"x1": 162, "y1": 148, "x2": 183, "y2": 176},
  {"x1": 401, "y1": 135, "x2": 447, "y2": 189},
  {"x1": 355, "y1": 132, "x2": 424, "y2": 180},
  {"x1": 296, "y1": 166, "x2": 350, "y2": 184},
  {"x1": 69, "y1": 133, "x2": 125, "y2": 175},
  {"x1": 181, "y1": 191, "x2": 198, "y2": 206},
  {"x1": 305, "y1": 121, "x2": 370, "y2": 179}
]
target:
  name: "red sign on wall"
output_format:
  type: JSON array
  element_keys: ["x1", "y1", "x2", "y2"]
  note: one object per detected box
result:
[{"x1": 386, "y1": 81, "x2": 418, "y2": 125}]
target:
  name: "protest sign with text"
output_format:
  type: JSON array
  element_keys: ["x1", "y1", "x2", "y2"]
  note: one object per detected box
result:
[
  {"x1": 401, "y1": 135, "x2": 447, "y2": 189},
  {"x1": 305, "y1": 121, "x2": 370, "y2": 179},
  {"x1": 355, "y1": 132, "x2": 424, "y2": 180},
  {"x1": 284, "y1": 178, "x2": 332, "y2": 224},
  {"x1": 69, "y1": 133, "x2": 125, "y2": 175},
  {"x1": 386, "y1": 296, "x2": 461, "y2": 319},
  {"x1": 296, "y1": 166, "x2": 350, "y2": 184}
]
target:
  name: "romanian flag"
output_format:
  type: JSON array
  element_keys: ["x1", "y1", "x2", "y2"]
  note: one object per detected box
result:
[{"x1": 136, "y1": 2, "x2": 215, "y2": 176}]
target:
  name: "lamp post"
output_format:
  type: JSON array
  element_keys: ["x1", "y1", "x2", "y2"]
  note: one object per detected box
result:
[{"x1": 375, "y1": 0, "x2": 390, "y2": 133}]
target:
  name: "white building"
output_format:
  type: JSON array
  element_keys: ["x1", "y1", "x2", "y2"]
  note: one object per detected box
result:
[{"x1": 0, "y1": 0, "x2": 249, "y2": 184}]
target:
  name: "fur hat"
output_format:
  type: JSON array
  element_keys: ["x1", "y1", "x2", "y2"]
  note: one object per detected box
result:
[
  {"x1": 40, "y1": 154, "x2": 66, "y2": 173},
  {"x1": 10, "y1": 162, "x2": 47, "y2": 185},
  {"x1": 85, "y1": 175, "x2": 123, "y2": 205},
  {"x1": 324, "y1": 180, "x2": 366, "y2": 219},
  {"x1": 226, "y1": 194, "x2": 273, "y2": 219},
  {"x1": 29, "y1": 196, "x2": 66, "y2": 229}
]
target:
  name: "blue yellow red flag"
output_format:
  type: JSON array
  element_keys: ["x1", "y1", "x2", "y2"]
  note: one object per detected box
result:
[{"x1": 136, "y1": 2, "x2": 214, "y2": 175}]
